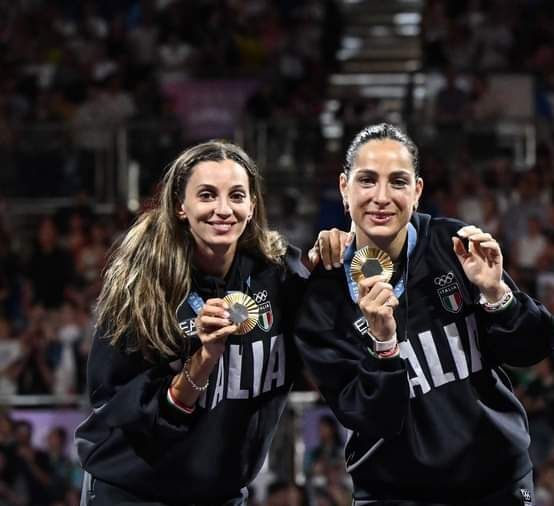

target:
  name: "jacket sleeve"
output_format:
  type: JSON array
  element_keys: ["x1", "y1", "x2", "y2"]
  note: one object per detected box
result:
[
  {"x1": 281, "y1": 244, "x2": 309, "y2": 330},
  {"x1": 478, "y1": 274, "x2": 554, "y2": 367},
  {"x1": 86, "y1": 329, "x2": 196, "y2": 441},
  {"x1": 294, "y1": 267, "x2": 411, "y2": 439},
  {"x1": 433, "y1": 218, "x2": 554, "y2": 368}
]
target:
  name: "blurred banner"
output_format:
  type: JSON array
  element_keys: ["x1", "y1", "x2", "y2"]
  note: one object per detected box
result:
[
  {"x1": 12, "y1": 408, "x2": 87, "y2": 460},
  {"x1": 162, "y1": 79, "x2": 259, "y2": 141}
]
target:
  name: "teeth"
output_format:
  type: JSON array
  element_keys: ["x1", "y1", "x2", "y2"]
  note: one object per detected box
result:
[{"x1": 211, "y1": 223, "x2": 232, "y2": 231}]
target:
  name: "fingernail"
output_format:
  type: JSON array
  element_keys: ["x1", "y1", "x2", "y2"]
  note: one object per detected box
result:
[
  {"x1": 333, "y1": 262, "x2": 341, "y2": 268},
  {"x1": 223, "y1": 311, "x2": 230, "y2": 318},
  {"x1": 324, "y1": 264, "x2": 331, "y2": 270}
]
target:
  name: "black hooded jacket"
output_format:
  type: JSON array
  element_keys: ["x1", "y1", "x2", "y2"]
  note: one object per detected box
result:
[
  {"x1": 295, "y1": 213, "x2": 554, "y2": 504},
  {"x1": 76, "y1": 246, "x2": 307, "y2": 505}
]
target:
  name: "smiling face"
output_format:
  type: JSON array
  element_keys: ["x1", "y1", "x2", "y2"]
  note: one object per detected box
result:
[
  {"x1": 177, "y1": 159, "x2": 255, "y2": 257},
  {"x1": 340, "y1": 138, "x2": 423, "y2": 259}
]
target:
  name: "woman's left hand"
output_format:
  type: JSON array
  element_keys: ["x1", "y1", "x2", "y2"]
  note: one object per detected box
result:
[{"x1": 452, "y1": 225, "x2": 507, "y2": 301}]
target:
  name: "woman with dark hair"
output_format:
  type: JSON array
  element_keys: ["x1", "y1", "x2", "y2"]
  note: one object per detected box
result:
[
  {"x1": 295, "y1": 123, "x2": 554, "y2": 505},
  {"x1": 76, "y1": 140, "x2": 344, "y2": 506}
]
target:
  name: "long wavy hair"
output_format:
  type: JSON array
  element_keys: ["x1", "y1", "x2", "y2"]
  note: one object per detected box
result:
[{"x1": 96, "y1": 141, "x2": 286, "y2": 361}]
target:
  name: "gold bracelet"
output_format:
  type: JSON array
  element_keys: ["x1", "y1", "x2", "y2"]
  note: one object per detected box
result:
[{"x1": 182, "y1": 356, "x2": 209, "y2": 392}]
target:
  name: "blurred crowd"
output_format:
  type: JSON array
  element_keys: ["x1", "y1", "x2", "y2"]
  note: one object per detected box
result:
[
  {"x1": 422, "y1": 0, "x2": 554, "y2": 75},
  {"x1": 421, "y1": 0, "x2": 554, "y2": 148},
  {"x1": 0, "y1": 0, "x2": 341, "y2": 197},
  {"x1": 0, "y1": 412, "x2": 80, "y2": 506}
]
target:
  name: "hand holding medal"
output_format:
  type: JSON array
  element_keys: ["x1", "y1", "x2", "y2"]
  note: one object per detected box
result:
[
  {"x1": 195, "y1": 293, "x2": 259, "y2": 347},
  {"x1": 351, "y1": 247, "x2": 394, "y2": 283},
  {"x1": 222, "y1": 292, "x2": 259, "y2": 335},
  {"x1": 353, "y1": 247, "x2": 398, "y2": 342}
]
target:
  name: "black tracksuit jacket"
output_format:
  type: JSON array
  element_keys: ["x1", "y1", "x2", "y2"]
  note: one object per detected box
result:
[
  {"x1": 76, "y1": 247, "x2": 307, "y2": 505},
  {"x1": 295, "y1": 213, "x2": 554, "y2": 504}
]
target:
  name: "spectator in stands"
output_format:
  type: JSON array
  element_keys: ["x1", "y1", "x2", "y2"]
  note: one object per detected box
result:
[
  {"x1": 537, "y1": 458, "x2": 554, "y2": 506},
  {"x1": 304, "y1": 414, "x2": 343, "y2": 481},
  {"x1": 273, "y1": 189, "x2": 314, "y2": 254},
  {"x1": 0, "y1": 411, "x2": 18, "y2": 491},
  {"x1": 0, "y1": 318, "x2": 20, "y2": 396},
  {"x1": 0, "y1": 225, "x2": 22, "y2": 323},
  {"x1": 513, "y1": 216, "x2": 548, "y2": 273},
  {"x1": 44, "y1": 426, "x2": 80, "y2": 505},
  {"x1": 473, "y1": 7, "x2": 513, "y2": 71},
  {"x1": 432, "y1": 68, "x2": 469, "y2": 160},
  {"x1": 12, "y1": 420, "x2": 51, "y2": 506},
  {"x1": 443, "y1": 21, "x2": 477, "y2": 72},
  {"x1": 27, "y1": 217, "x2": 75, "y2": 309},
  {"x1": 421, "y1": 0, "x2": 449, "y2": 68},
  {"x1": 0, "y1": 447, "x2": 25, "y2": 506},
  {"x1": 53, "y1": 302, "x2": 82, "y2": 396},
  {"x1": 265, "y1": 480, "x2": 308, "y2": 506},
  {"x1": 312, "y1": 488, "x2": 339, "y2": 506},
  {"x1": 6, "y1": 306, "x2": 58, "y2": 395},
  {"x1": 501, "y1": 171, "x2": 550, "y2": 259},
  {"x1": 519, "y1": 358, "x2": 554, "y2": 468},
  {"x1": 265, "y1": 480, "x2": 292, "y2": 506},
  {"x1": 62, "y1": 211, "x2": 88, "y2": 267},
  {"x1": 536, "y1": 457, "x2": 554, "y2": 506},
  {"x1": 157, "y1": 31, "x2": 196, "y2": 85},
  {"x1": 468, "y1": 74, "x2": 502, "y2": 122},
  {"x1": 480, "y1": 191, "x2": 501, "y2": 239},
  {"x1": 75, "y1": 221, "x2": 109, "y2": 288},
  {"x1": 455, "y1": 177, "x2": 486, "y2": 227}
]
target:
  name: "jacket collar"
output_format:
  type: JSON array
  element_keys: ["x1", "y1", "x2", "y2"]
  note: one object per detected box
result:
[
  {"x1": 407, "y1": 212, "x2": 431, "y2": 287},
  {"x1": 191, "y1": 249, "x2": 257, "y2": 299}
]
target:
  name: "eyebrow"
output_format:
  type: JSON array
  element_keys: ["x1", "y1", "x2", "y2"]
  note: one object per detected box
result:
[
  {"x1": 354, "y1": 169, "x2": 413, "y2": 177},
  {"x1": 196, "y1": 184, "x2": 248, "y2": 190}
]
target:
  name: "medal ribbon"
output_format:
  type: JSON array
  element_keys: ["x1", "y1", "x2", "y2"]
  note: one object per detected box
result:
[
  {"x1": 343, "y1": 223, "x2": 417, "y2": 303},
  {"x1": 186, "y1": 276, "x2": 251, "y2": 315}
]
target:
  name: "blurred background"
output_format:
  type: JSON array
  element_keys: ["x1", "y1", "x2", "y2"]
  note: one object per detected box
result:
[{"x1": 0, "y1": 0, "x2": 553, "y2": 504}]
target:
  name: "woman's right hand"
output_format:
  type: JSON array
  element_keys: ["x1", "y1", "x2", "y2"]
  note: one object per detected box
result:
[
  {"x1": 196, "y1": 298, "x2": 239, "y2": 360},
  {"x1": 357, "y1": 275, "x2": 398, "y2": 341},
  {"x1": 170, "y1": 299, "x2": 238, "y2": 409}
]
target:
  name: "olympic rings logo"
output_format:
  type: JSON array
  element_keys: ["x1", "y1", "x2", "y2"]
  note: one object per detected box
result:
[
  {"x1": 434, "y1": 272, "x2": 455, "y2": 286},
  {"x1": 254, "y1": 290, "x2": 268, "y2": 303}
]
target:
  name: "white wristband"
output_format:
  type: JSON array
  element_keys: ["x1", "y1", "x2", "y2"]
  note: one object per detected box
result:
[{"x1": 367, "y1": 328, "x2": 398, "y2": 352}]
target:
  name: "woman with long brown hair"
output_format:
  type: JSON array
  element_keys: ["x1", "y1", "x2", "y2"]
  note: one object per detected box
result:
[{"x1": 76, "y1": 140, "x2": 340, "y2": 506}]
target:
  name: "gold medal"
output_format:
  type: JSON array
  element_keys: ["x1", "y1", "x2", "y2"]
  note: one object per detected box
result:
[
  {"x1": 351, "y1": 247, "x2": 394, "y2": 283},
  {"x1": 222, "y1": 292, "x2": 259, "y2": 335}
]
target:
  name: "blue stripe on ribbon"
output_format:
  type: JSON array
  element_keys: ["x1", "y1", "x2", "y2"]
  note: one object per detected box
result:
[{"x1": 186, "y1": 276, "x2": 251, "y2": 315}]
